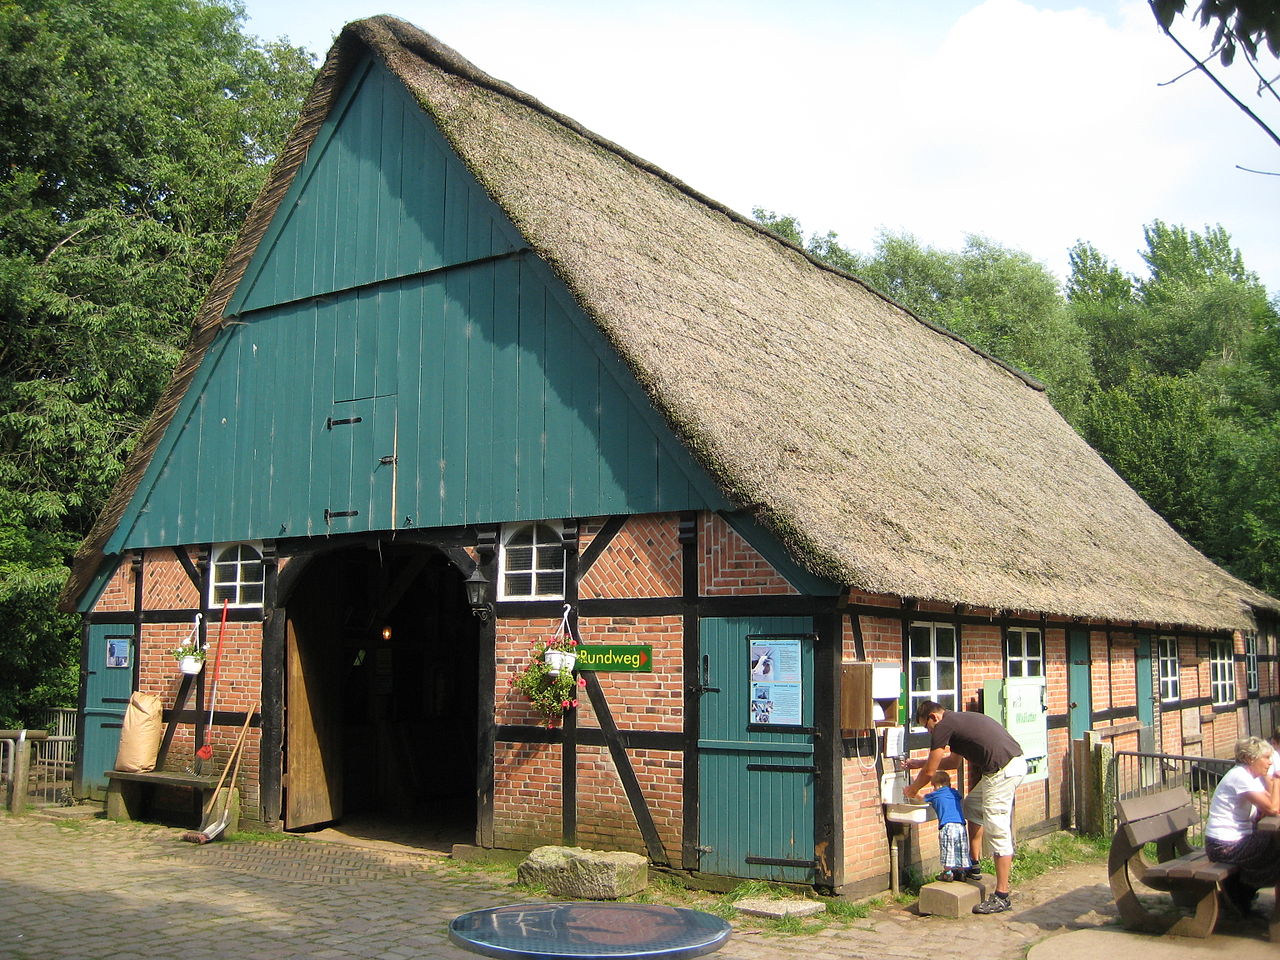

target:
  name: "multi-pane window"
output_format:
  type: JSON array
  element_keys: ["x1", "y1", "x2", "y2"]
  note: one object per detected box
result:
[
  {"x1": 210, "y1": 543, "x2": 265, "y2": 608},
  {"x1": 1209, "y1": 639, "x2": 1235, "y2": 706},
  {"x1": 499, "y1": 523, "x2": 565, "y2": 600},
  {"x1": 1005, "y1": 627, "x2": 1043, "y2": 678},
  {"x1": 1158, "y1": 636, "x2": 1180, "y2": 703},
  {"x1": 1245, "y1": 634, "x2": 1258, "y2": 693},
  {"x1": 908, "y1": 621, "x2": 958, "y2": 726}
]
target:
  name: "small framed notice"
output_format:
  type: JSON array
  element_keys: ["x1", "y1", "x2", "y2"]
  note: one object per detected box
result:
[
  {"x1": 747, "y1": 635, "x2": 803, "y2": 726},
  {"x1": 106, "y1": 635, "x2": 131, "y2": 669}
]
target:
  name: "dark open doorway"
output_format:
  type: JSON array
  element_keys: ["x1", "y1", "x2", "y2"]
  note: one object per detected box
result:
[{"x1": 284, "y1": 541, "x2": 479, "y2": 850}]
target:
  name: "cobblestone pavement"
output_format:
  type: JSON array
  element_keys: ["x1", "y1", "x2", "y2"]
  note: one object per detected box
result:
[{"x1": 1, "y1": 812, "x2": 1273, "y2": 960}]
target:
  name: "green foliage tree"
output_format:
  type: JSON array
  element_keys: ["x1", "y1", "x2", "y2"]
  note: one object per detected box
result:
[
  {"x1": 1079, "y1": 373, "x2": 1229, "y2": 555},
  {"x1": 0, "y1": 0, "x2": 315, "y2": 725}
]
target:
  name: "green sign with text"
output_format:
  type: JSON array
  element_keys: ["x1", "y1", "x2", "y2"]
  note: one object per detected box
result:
[{"x1": 574, "y1": 645, "x2": 653, "y2": 672}]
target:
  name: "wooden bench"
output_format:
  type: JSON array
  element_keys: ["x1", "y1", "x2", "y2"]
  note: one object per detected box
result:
[
  {"x1": 1109, "y1": 786, "x2": 1278, "y2": 940},
  {"x1": 105, "y1": 769, "x2": 224, "y2": 828}
]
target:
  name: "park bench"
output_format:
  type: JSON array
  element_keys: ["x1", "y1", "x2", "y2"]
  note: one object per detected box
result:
[
  {"x1": 104, "y1": 769, "x2": 222, "y2": 827},
  {"x1": 1108, "y1": 785, "x2": 1278, "y2": 940}
]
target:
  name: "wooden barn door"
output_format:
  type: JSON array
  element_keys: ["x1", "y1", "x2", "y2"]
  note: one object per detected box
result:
[
  {"x1": 285, "y1": 616, "x2": 342, "y2": 829},
  {"x1": 79, "y1": 623, "x2": 136, "y2": 796},
  {"x1": 698, "y1": 617, "x2": 815, "y2": 882}
]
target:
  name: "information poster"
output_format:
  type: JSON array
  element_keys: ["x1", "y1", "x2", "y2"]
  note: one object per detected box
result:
[
  {"x1": 106, "y1": 636, "x2": 130, "y2": 669},
  {"x1": 748, "y1": 636, "x2": 803, "y2": 725}
]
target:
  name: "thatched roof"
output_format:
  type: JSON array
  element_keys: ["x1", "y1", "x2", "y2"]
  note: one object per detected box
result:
[{"x1": 61, "y1": 16, "x2": 1277, "y2": 630}]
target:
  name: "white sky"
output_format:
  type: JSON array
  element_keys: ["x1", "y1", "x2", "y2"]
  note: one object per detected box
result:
[{"x1": 239, "y1": 0, "x2": 1280, "y2": 293}]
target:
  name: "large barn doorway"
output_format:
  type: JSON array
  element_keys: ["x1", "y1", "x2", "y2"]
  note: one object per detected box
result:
[{"x1": 283, "y1": 542, "x2": 479, "y2": 849}]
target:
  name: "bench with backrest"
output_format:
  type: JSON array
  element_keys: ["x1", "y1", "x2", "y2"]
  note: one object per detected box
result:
[{"x1": 1109, "y1": 785, "x2": 1277, "y2": 940}]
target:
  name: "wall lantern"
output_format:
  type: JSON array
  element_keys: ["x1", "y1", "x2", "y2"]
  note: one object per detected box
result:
[{"x1": 464, "y1": 566, "x2": 492, "y2": 622}]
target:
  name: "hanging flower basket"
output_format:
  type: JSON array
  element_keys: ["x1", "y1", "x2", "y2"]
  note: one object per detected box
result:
[
  {"x1": 169, "y1": 626, "x2": 206, "y2": 675},
  {"x1": 544, "y1": 648, "x2": 577, "y2": 677},
  {"x1": 512, "y1": 604, "x2": 582, "y2": 726}
]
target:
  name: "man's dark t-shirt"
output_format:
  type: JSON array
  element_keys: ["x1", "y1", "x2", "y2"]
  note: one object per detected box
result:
[{"x1": 930, "y1": 710, "x2": 1022, "y2": 776}]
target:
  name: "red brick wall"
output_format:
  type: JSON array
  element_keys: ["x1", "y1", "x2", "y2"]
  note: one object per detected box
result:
[
  {"x1": 579, "y1": 515, "x2": 681, "y2": 599},
  {"x1": 141, "y1": 547, "x2": 201, "y2": 609},
  {"x1": 95, "y1": 560, "x2": 133, "y2": 613},
  {"x1": 699, "y1": 514, "x2": 798, "y2": 596}
]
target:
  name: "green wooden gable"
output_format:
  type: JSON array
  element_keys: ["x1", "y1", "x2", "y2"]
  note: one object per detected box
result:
[{"x1": 107, "y1": 57, "x2": 728, "y2": 553}]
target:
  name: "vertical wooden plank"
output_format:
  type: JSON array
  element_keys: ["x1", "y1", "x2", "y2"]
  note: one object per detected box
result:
[
  {"x1": 516, "y1": 281, "x2": 546, "y2": 519},
  {"x1": 415, "y1": 277, "x2": 446, "y2": 526},
  {"x1": 439, "y1": 266, "x2": 469, "y2": 518},
  {"x1": 596, "y1": 363, "x2": 630, "y2": 512},
  {"x1": 465, "y1": 262, "x2": 496, "y2": 518},
  {"x1": 625, "y1": 411, "x2": 659, "y2": 515},
  {"x1": 442, "y1": 151, "x2": 470, "y2": 267},
  {"x1": 403, "y1": 112, "x2": 446, "y2": 272},
  {"x1": 394, "y1": 278, "x2": 426, "y2": 529},
  {"x1": 487, "y1": 257, "x2": 521, "y2": 518},
  {"x1": 377, "y1": 66, "x2": 405, "y2": 278},
  {"x1": 566, "y1": 331, "x2": 600, "y2": 517},
  {"x1": 541, "y1": 296, "x2": 575, "y2": 518},
  {"x1": 332, "y1": 291, "x2": 358, "y2": 402}
]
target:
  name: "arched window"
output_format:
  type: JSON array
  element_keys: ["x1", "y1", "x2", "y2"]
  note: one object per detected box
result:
[
  {"x1": 210, "y1": 542, "x2": 265, "y2": 608},
  {"x1": 499, "y1": 523, "x2": 565, "y2": 600}
]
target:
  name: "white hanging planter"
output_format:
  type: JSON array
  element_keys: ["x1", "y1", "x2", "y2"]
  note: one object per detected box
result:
[
  {"x1": 544, "y1": 649, "x2": 576, "y2": 677},
  {"x1": 179, "y1": 655, "x2": 204, "y2": 675}
]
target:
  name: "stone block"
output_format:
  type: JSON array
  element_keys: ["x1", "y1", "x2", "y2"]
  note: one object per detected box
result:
[
  {"x1": 516, "y1": 845, "x2": 648, "y2": 900},
  {"x1": 918, "y1": 879, "x2": 981, "y2": 917},
  {"x1": 734, "y1": 897, "x2": 826, "y2": 919}
]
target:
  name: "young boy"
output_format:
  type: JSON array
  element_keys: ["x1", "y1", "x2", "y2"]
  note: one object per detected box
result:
[{"x1": 923, "y1": 770, "x2": 972, "y2": 882}]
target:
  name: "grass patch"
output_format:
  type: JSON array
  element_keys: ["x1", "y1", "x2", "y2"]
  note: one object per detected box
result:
[
  {"x1": 824, "y1": 897, "x2": 871, "y2": 919},
  {"x1": 225, "y1": 829, "x2": 290, "y2": 843},
  {"x1": 1007, "y1": 832, "x2": 1109, "y2": 885}
]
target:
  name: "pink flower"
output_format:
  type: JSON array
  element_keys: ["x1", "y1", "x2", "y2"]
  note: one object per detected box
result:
[
  {"x1": 570, "y1": 699, "x2": 579, "y2": 708},
  {"x1": 569, "y1": 639, "x2": 578, "y2": 646},
  {"x1": 577, "y1": 677, "x2": 587, "y2": 688},
  {"x1": 561, "y1": 700, "x2": 571, "y2": 709}
]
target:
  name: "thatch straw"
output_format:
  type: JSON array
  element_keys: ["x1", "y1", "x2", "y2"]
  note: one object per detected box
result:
[{"x1": 61, "y1": 17, "x2": 1276, "y2": 631}]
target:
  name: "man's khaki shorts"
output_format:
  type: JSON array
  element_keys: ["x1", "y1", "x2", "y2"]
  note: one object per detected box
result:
[{"x1": 962, "y1": 755, "x2": 1027, "y2": 857}]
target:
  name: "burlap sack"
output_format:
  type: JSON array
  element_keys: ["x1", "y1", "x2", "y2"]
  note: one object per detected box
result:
[{"x1": 113, "y1": 692, "x2": 164, "y2": 772}]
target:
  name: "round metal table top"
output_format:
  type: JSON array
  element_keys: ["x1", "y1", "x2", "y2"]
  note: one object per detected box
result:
[{"x1": 448, "y1": 902, "x2": 732, "y2": 960}]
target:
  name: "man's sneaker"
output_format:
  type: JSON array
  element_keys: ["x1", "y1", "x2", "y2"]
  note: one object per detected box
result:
[
  {"x1": 972, "y1": 893, "x2": 1011, "y2": 914},
  {"x1": 936, "y1": 870, "x2": 956, "y2": 882},
  {"x1": 964, "y1": 866, "x2": 983, "y2": 881}
]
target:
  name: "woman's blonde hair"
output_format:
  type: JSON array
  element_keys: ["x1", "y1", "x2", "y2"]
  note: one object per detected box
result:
[{"x1": 1234, "y1": 736, "x2": 1274, "y2": 765}]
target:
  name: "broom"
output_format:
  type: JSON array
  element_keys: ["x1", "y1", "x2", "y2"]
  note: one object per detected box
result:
[
  {"x1": 195, "y1": 599, "x2": 230, "y2": 763},
  {"x1": 181, "y1": 704, "x2": 255, "y2": 843}
]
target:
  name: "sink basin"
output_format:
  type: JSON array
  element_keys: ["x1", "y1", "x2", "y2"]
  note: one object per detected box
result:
[{"x1": 884, "y1": 801, "x2": 934, "y2": 824}]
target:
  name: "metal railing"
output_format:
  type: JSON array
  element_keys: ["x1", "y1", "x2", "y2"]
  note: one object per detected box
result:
[
  {"x1": 2, "y1": 709, "x2": 80, "y2": 812},
  {"x1": 1108, "y1": 749, "x2": 1233, "y2": 839}
]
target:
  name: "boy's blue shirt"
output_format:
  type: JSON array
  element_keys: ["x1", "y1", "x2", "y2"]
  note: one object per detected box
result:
[{"x1": 924, "y1": 785, "x2": 965, "y2": 826}]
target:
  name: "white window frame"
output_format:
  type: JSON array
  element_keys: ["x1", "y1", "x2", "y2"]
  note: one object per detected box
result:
[
  {"x1": 1209, "y1": 638, "x2": 1235, "y2": 706},
  {"x1": 209, "y1": 542, "x2": 265, "y2": 609},
  {"x1": 1245, "y1": 633, "x2": 1258, "y2": 693},
  {"x1": 908, "y1": 621, "x2": 958, "y2": 728},
  {"x1": 498, "y1": 522, "x2": 566, "y2": 601},
  {"x1": 1158, "y1": 636, "x2": 1180, "y2": 703},
  {"x1": 1005, "y1": 627, "x2": 1043, "y2": 678}
]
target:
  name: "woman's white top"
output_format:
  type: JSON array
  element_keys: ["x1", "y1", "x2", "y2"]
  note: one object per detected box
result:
[{"x1": 1205, "y1": 764, "x2": 1266, "y2": 842}]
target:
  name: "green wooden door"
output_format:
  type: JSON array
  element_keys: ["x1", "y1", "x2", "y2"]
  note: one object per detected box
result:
[
  {"x1": 319, "y1": 394, "x2": 399, "y2": 534},
  {"x1": 698, "y1": 617, "x2": 815, "y2": 882},
  {"x1": 1067, "y1": 627, "x2": 1092, "y2": 741},
  {"x1": 1135, "y1": 634, "x2": 1155, "y2": 751},
  {"x1": 80, "y1": 624, "x2": 135, "y2": 794}
]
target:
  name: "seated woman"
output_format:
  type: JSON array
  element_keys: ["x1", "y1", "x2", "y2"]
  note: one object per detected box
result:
[{"x1": 1205, "y1": 736, "x2": 1280, "y2": 915}]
